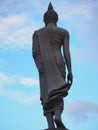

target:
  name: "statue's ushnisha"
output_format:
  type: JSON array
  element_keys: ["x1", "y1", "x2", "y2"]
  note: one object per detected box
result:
[{"x1": 32, "y1": 2, "x2": 73, "y2": 130}]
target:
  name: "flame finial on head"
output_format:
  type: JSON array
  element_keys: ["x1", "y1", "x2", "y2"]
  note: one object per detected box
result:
[{"x1": 48, "y1": 2, "x2": 53, "y2": 10}]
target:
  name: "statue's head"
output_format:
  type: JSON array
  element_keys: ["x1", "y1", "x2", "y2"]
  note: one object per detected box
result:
[{"x1": 43, "y1": 2, "x2": 58, "y2": 26}]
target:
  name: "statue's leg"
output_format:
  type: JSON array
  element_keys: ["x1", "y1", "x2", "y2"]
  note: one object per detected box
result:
[
  {"x1": 45, "y1": 112, "x2": 55, "y2": 129},
  {"x1": 54, "y1": 109, "x2": 66, "y2": 129}
]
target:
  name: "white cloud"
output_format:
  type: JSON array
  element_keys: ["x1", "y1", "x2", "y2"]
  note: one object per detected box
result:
[
  {"x1": 64, "y1": 100, "x2": 98, "y2": 123},
  {"x1": 0, "y1": 0, "x2": 44, "y2": 50},
  {"x1": 0, "y1": 14, "x2": 40, "y2": 50},
  {"x1": 56, "y1": 0, "x2": 98, "y2": 20},
  {"x1": 0, "y1": 89, "x2": 39, "y2": 105},
  {"x1": 0, "y1": 72, "x2": 14, "y2": 87},
  {"x1": 0, "y1": 71, "x2": 39, "y2": 87},
  {"x1": 0, "y1": 71, "x2": 39, "y2": 105},
  {"x1": 19, "y1": 76, "x2": 39, "y2": 86},
  {"x1": 0, "y1": 57, "x2": 8, "y2": 71}
]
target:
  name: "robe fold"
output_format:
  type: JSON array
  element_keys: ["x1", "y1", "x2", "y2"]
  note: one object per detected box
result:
[{"x1": 33, "y1": 26, "x2": 71, "y2": 114}]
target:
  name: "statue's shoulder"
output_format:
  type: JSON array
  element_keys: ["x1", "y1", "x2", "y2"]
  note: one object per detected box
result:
[
  {"x1": 55, "y1": 27, "x2": 69, "y2": 39},
  {"x1": 57, "y1": 27, "x2": 69, "y2": 35},
  {"x1": 33, "y1": 28, "x2": 46, "y2": 38},
  {"x1": 34, "y1": 27, "x2": 45, "y2": 34}
]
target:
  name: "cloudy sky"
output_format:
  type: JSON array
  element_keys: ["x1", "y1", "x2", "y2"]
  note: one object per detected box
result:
[{"x1": 0, "y1": 0, "x2": 98, "y2": 130}]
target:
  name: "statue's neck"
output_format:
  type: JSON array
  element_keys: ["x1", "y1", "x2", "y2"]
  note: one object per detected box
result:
[{"x1": 46, "y1": 23, "x2": 56, "y2": 27}]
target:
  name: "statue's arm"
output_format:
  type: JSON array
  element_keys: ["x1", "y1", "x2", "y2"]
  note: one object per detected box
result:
[
  {"x1": 32, "y1": 32, "x2": 40, "y2": 69},
  {"x1": 32, "y1": 32, "x2": 38, "y2": 59},
  {"x1": 63, "y1": 32, "x2": 73, "y2": 84}
]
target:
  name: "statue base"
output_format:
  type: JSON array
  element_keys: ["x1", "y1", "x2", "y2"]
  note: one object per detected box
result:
[{"x1": 45, "y1": 128, "x2": 69, "y2": 130}]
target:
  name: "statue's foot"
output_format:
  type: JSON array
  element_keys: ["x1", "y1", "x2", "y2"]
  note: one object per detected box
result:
[
  {"x1": 54, "y1": 118, "x2": 69, "y2": 130},
  {"x1": 57, "y1": 127, "x2": 69, "y2": 130}
]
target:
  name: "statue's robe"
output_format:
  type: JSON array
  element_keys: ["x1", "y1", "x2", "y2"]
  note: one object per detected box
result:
[{"x1": 32, "y1": 25, "x2": 71, "y2": 114}]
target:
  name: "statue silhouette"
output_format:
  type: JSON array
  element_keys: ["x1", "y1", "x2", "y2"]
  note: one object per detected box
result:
[{"x1": 32, "y1": 2, "x2": 73, "y2": 130}]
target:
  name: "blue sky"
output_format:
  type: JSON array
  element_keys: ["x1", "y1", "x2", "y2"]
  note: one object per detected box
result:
[{"x1": 0, "y1": 0, "x2": 98, "y2": 130}]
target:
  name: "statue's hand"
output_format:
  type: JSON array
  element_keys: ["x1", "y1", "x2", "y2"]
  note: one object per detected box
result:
[{"x1": 67, "y1": 72, "x2": 73, "y2": 84}]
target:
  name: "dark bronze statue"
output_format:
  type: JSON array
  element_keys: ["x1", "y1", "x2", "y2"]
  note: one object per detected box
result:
[{"x1": 32, "y1": 2, "x2": 73, "y2": 130}]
